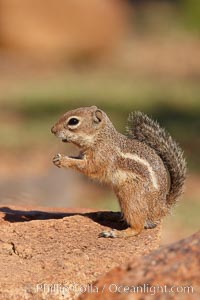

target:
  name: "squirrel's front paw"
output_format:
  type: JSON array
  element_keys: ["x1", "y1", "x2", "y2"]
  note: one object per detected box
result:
[{"x1": 53, "y1": 153, "x2": 63, "y2": 168}]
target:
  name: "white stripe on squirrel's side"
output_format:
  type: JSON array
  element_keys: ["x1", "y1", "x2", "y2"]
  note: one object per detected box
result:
[{"x1": 120, "y1": 152, "x2": 159, "y2": 190}]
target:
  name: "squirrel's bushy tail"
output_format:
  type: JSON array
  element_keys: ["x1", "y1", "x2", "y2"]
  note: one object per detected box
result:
[{"x1": 126, "y1": 111, "x2": 187, "y2": 207}]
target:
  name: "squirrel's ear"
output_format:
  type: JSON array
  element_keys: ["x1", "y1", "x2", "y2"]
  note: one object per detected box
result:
[{"x1": 93, "y1": 109, "x2": 103, "y2": 123}]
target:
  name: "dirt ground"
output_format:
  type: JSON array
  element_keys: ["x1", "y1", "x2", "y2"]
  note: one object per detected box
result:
[{"x1": 0, "y1": 206, "x2": 161, "y2": 300}]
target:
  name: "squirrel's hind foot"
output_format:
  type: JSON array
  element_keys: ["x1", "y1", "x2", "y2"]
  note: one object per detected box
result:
[{"x1": 99, "y1": 227, "x2": 141, "y2": 238}]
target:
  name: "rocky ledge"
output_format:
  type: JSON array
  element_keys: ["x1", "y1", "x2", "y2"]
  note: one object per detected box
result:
[{"x1": 0, "y1": 205, "x2": 161, "y2": 300}]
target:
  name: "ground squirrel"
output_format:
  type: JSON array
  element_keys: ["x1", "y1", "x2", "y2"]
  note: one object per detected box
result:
[{"x1": 51, "y1": 106, "x2": 186, "y2": 238}]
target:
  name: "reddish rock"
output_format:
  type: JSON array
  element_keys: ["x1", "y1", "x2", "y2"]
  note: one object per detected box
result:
[
  {"x1": 0, "y1": 0, "x2": 128, "y2": 63},
  {"x1": 0, "y1": 205, "x2": 161, "y2": 299},
  {"x1": 80, "y1": 231, "x2": 200, "y2": 300}
]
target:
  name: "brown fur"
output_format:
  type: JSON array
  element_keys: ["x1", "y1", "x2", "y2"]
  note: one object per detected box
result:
[{"x1": 51, "y1": 106, "x2": 186, "y2": 238}]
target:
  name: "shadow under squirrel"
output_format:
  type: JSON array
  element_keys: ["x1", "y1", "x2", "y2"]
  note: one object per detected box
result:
[{"x1": 51, "y1": 106, "x2": 186, "y2": 238}]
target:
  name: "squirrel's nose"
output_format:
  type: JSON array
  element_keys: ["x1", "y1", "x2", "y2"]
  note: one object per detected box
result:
[{"x1": 51, "y1": 126, "x2": 57, "y2": 134}]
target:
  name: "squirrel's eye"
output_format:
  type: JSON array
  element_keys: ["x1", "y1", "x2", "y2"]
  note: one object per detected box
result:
[{"x1": 68, "y1": 118, "x2": 79, "y2": 126}]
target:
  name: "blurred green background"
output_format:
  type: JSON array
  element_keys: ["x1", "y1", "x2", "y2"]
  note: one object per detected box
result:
[{"x1": 0, "y1": 0, "x2": 199, "y2": 244}]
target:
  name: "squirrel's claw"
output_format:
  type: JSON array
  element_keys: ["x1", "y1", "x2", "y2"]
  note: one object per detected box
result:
[
  {"x1": 99, "y1": 230, "x2": 117, "y2": 238},
  {"x1": 53, "y1": 153, "x2": 62, "y2": 168}
]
